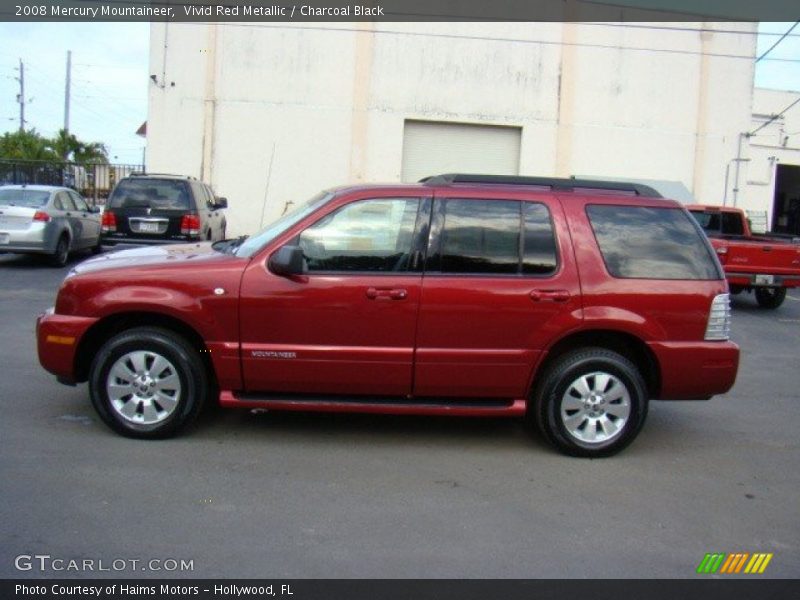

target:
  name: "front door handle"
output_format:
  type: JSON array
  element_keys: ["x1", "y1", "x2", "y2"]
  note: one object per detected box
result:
[
  {"x1": 366, "y1": 287, "x2": 408, "y2": 301},
  {"x1": 530, "y1": 289, "x2": 571, "y2": 303}
]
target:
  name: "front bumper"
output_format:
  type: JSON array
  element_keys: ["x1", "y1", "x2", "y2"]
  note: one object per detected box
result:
[
  {"x1": 648, "y1": 341, "x2": 739, "y2": 400},
  {"x1": 36, "y1": 308, "x2": 98, "y2": 384}
]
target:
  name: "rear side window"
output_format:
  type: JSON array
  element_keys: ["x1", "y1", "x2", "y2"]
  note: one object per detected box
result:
[
  {"x1": 429, "y1": 199, "x2": 558, "y2": 276},
  {"x1": 109, "y1": 179, "x2": 191, "y2": 210},
  {"x1": 587, "y1": 205, "x2": 721, "y2": 280}
]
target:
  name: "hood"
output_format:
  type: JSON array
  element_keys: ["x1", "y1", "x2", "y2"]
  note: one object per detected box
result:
[{"x1": 68, "y1": 243, "x2": 238, "y2": 277}]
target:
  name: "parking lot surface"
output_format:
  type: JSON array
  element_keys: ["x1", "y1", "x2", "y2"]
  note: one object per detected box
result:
[{"x1": 1, "y1": 250, "x2": 798, "y2": 578}]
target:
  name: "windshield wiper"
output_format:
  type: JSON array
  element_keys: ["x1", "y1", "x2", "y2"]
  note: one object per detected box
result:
[{"x1": 212, "y1": 235, "x2": 249, "y2": 255}]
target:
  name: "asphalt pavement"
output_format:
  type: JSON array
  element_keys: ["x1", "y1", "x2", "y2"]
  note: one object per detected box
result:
[{"x1": 0, "y1": 250, "x2": 798, "y2": 578}]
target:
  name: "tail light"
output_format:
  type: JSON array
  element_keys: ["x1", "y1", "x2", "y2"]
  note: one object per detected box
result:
[
  {"x1": 705, "y1": 293, "x2": 732, "y2": 341},
  {"x1": 32, "y1": 211, "x2": 51, "y2": 222},
  {"x1": 715, "y1": 246, "x2": 728, "y2": 264},
  {"x1": 101, "y1": 211, "x2": 117, "y2": 233},
  {"x1": 180, "y1": 214, "x2": 201, "y2": 237}
]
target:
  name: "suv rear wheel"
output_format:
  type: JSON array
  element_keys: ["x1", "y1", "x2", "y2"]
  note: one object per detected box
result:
[
  {"x1": 89, "y1": 327, "x2": 207, "y2": 438},
  {"x1": 531, "y1": 348, "x2": 648, "y2": 457}
]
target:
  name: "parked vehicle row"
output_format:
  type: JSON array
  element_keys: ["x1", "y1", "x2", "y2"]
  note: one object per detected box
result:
[
  {"x1": 0, "y1": 185, "x2": 102, "y2": 266},
  {"x1": 36, "y1": 174, "x2": 740, "y2": 457},
  {"x1": 0, "y1": 174, "x2": 229, "y2": 267},
  {"x1": 688, "y1": 204, "x2": 800, "y2": 309}
]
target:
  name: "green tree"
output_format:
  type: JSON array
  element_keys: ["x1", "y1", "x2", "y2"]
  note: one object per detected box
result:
[
  {"x1": 0, "y1": 128, "x2": 109, "y2": 163},
  {"x1": 0, "y1": 129, "x2": 57, "y2": 161},
  {"x1": 50, "y1": 129, "x2": 109, "y2": 163}
]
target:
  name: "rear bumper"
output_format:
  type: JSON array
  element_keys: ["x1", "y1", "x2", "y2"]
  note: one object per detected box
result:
[
  {"x1": 0, "y1": 222, "x2": 57, "y2": 254},
  {"x1": 726, "y1": 272, "x2": 800, "y2": 289},
  {"x1": 36, "y1": 308, "x2": 98, "y2": 384},
  {"x1": 648, "y1": 341, "x2": 739, "y2": 400},
  {"x1": 102, "y1": 234, "x2": 200, "y2": 246}
]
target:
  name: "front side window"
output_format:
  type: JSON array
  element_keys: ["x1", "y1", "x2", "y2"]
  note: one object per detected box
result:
[
  {"x1": 429, "y1": 199, "x2": 558, "y2": 276},
  {"x1": 587, "y1": 205, "x2": 721, "y2": 280},
  {"x1": 298, "y1": 198, "x2": 420, "y2": 272}
]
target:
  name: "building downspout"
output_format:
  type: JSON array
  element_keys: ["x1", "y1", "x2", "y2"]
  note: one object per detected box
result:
[{"x1": 200, "y1": 23, "x2": 218, "y2": 184}]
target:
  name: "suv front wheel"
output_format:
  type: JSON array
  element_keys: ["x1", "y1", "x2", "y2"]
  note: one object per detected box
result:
[
  {"x1": 89, "y1": 327, "x2": 207, "y2": 438},
  {"x1": 532, "y1": 348, "x2": 649, "y2": 457}
]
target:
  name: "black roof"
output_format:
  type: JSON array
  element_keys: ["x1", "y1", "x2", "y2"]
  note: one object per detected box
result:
[{"x1": 419, "y1": 173, "x2": 663, "y2": 198}]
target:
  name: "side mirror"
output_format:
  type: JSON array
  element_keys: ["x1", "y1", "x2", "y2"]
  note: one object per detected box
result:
[
  {"x1": 214, "y1": 197, "x2": 228, "y2": 210},
  {"x1": 90, "y1": 205, "x2": 101, "y2": 214},
  {"x1": 268, "y1": 245, "x2": 305, "y2": 277}
]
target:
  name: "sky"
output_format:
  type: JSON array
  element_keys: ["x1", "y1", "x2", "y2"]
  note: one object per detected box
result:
[{"x1": 0, "y1": 21, "x2": 798, "y2": 166}]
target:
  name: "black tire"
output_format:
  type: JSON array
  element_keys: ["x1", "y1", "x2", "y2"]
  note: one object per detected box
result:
[
  {"x1": 530, "y1": 348, "x2": 649, "y2": 458},
  {"x1": 89, "y1": 327, "x2": 208, "y2": 439},
  {"x1": 754, "y1": 287, "x2": 786, "y2": 309},
  {"x1": 50, "y1": 235, "x2": 69, "y2": 267},
  {"x1": 729, "y1": 285, "x2": 744, "y2": 296}
]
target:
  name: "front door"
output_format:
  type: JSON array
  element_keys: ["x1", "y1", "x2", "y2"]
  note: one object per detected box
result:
[{"x1": 239, "y1": 194, "x2": 430, "y2": 397}]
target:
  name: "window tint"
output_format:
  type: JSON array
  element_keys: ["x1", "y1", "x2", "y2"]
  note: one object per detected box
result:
[
  {"x1": 298, "y1": 198, "x2": 419, "y2": 272},
  {"x1": 721, "y1": 211, "x2": 744, "y2": 235},
  {"x1": 523, "y1": 203, "x2": 558, "y2": 275},
  {"x1": 689, "y1": 210, "x2": 721, "y2": 234},
  {"x1": 431, "y1": 199, "x2": 558, "y2": 276},
  {"x1": 109, "y1": 179, "x2": 191, "y2": 210},
  {"x1": 587, "y1": 205, "x2": 721, "y2": 280},
  {"x1": 70, "y1": 192, "x2": 88, "y2": 212},
  {"x1": 439, "y1": 200, "x2": 520, "y2": 274}
]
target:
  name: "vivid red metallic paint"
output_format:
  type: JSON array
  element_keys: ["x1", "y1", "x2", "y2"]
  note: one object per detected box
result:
[{"x1": 37, "y1": 182, "x2": 740, "y2": 417}]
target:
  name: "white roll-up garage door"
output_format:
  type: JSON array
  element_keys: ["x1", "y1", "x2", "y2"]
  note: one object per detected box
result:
[{"x1": 401, "y1": 120, "x2": 521, "y2": 183}]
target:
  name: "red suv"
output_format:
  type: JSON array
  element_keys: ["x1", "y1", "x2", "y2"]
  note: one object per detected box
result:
[{"x1": 37, "y1": 174, "x2": 739, "y2": 457}]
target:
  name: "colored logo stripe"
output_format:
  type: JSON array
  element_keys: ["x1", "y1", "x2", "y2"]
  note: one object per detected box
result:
[{"x1": 697, "y1": 553, "x2": 773, "y2": 574}]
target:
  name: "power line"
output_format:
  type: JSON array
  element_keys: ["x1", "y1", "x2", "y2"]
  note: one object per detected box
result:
[
  {"x1": 185, "y1": 22, "x2": 800, "y2": 63},
  {"x1": 756, "y1": 21, "x2": 800, "y2": 63},
  {"x1": 749, "y1": 96, "x2": 800, "y2": 137}
]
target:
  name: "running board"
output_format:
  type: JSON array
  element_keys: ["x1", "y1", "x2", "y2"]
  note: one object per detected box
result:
[{"x1": 219, "y1": 391, "x2": 526, "y2": 417}]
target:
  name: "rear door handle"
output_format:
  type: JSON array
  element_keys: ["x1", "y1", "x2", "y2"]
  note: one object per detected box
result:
[
  {"x1": 530, "y1": 289, "x2": 571, "y2": 302},
  {"x1": 366, "y1": 287, "x2": 408, "y2": 301}
]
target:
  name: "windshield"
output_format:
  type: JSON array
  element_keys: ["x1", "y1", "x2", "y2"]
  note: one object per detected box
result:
[
  {"x1": 109, "y1": 179, "x2": 191, "y2": 210},
  {"x1": 0, "y1": 189, "x2": 50, "y2": 207},
  {"x1": 235, "y1": 191, "x2": 334, "y2": 257}
]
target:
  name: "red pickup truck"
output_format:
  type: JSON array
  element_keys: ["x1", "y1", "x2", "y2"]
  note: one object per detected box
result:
[
  {"x1": 688, "y1": 205, "x2": 800, "y2": 309},
  {"x1": 37, "y1": 174, "x2": 739, "y2": 457}
]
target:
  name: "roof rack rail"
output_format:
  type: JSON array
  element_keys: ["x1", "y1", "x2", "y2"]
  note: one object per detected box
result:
[
  {"x1": 419, "y1": 173, "x2": 662, "y2": 198},
  {"x1": 129, "y1": 172, "x2": 197, "y2": 180}
]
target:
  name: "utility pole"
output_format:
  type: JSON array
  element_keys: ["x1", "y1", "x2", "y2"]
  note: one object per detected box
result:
[
  {"x1": 15, "y1": 59, "x2": 25, "y2": 131},
  {"x1": 64, "y1": 50, "x2": 71, "y2": 134}
]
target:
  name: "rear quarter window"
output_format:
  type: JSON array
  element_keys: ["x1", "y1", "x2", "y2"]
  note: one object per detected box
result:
[{"x1": 587, "y1": 205, "x2": 721, "y2": 280}]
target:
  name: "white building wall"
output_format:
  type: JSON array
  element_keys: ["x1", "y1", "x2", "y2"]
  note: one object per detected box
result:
[
  {"x1": 739, "y1": 88, "x2": 800, "y2": 224},
  {"x1": 147, "y1": 22, "x2": 758, "y2": 237}
]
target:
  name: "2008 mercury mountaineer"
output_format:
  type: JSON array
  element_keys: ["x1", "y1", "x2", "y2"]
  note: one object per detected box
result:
[{"x1": 37, "y1": 174, "x2": 739, "y2": 457}]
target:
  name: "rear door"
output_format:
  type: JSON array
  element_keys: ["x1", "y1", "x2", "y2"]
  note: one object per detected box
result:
[
  {"x1": 413, "y1": 190, "x2": 581, "y2": 400},
  {"x1": 56, "y1": 191, "x2": 82, "y2": 246},
  {"x1": 69, "y1": 191, "x2": 98, "y2": 248}
]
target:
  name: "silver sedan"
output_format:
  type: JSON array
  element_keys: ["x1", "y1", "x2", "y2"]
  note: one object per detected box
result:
[{"x1": 0, "y1": 185, "x2": 102, "y2": 266}]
